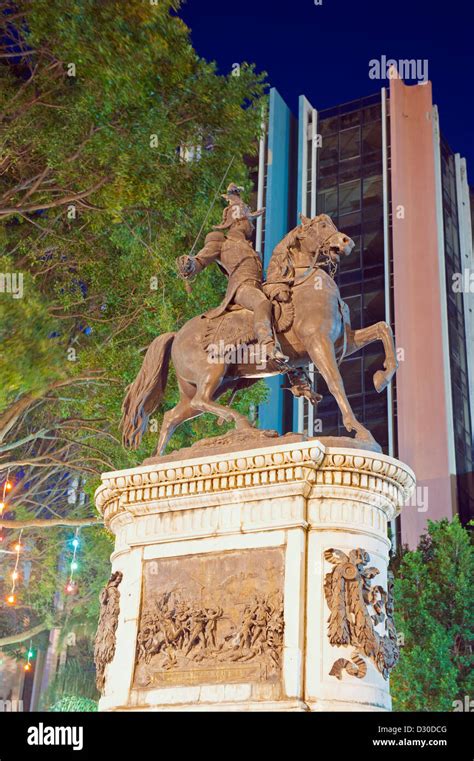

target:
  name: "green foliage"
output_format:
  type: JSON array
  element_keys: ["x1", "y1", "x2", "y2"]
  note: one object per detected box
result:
[
  {"x1": 50, "y1": 695, "x2": 98, "y2": 712},
  {"x1": 41, "y1": 636, "x2": 99, "y2": 709},
  {"x1": 0, "y1": 0, "x2": 267, "y2": 654},
  {"x1": 391, "y1": 517, "x2": 474, "y2": 711},
  {"x1": 1, "y1": 0, "x2": 267, "y2": 458}
]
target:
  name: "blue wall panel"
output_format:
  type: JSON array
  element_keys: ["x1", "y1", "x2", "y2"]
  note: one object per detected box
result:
[
  {"x1": 292, "y1": 95, "x2": 311, "y2": 431},
  {"x1": 258, "y1": 88, "x2": 292, "y2": 433}
]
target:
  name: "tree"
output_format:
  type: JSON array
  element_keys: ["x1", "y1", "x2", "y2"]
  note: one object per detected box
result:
[
  {"x1": 391, "y1": 517, "x2": 474, "y2": 711},
  {"x1": 0, "y1": 0, "x2": 267, "y2": 656}
]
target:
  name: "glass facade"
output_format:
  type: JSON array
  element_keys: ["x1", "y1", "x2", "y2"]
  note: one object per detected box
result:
[
  {"x1": 440, "y1": 138, "x2": 474, "y2": 523},
  {"x1": 303, "y1": 94, "x2": 390, "y2": 453},
  {"x1": 258, "y1": 87, "x2": 473, "y2": 527}
]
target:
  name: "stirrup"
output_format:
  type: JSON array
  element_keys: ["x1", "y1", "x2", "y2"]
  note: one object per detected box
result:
[{"x1": 267, "y1": 346, "x2": 290, "y2": 370}]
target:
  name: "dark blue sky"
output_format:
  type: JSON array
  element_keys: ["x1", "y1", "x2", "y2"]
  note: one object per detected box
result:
[{"x1": 180, "y1": 0, "x2": 473, "y2": 178}]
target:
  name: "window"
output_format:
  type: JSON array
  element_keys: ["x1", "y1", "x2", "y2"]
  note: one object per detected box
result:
[
  {"x1": 340, "y1": 157, "x2": 360, "y2": 183},
  {"x1": 363, "y1": 286, "x2": 385, "y2": 325},
  {"x1": 318, "y1": 188, "x2": 338, "y2": 216},
  {"x1": 179, "y1": 144, "x2": 202, "y2": 162},
  {"x1": 363, "y1": 103, "x2": 381, "y2": 123},
  {"x1": 320, "y1": 116, "x2": 339, "y2": 136},
  {"x1": 341, "y1": 357, "x2": 363, "y2": 396},
  {"x1": 363, "y1": 227, "x2": 384, "y2": 267},
  {"x1": 320, "y1": 134, "x2": 338, "y2": 166},
  {"x1": 339, "y1": 180, "x2": 360, "y2": 215},
  {"x1": 362, "y1": 123, "x2": 382, "y2": 158},
  {"x1": 340, "y1": 110, "x2": 360, "y2": 129},
  {"x1": 340, "y1": 234, "x2": 361, "y2": 272},
  {"x1": 363, "y1": 175, "x2": 383, "y2": 207},
  {"x1": 344, "y1": 294, "x2": 362, "y2": 330},
  {"x1": 340, "y1": 127, "x2": 360, "y2": 161}
]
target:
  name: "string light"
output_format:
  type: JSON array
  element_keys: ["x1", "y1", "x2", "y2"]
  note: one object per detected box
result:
[
  {"x1": 1, "y1": 481, "x2": 84, "y2": 605},
  {"x1": 6, "y1": 528, "x2": 23, "y2": 605},
  {"x1": 24, "y1": 641, "x2": 34, "y2": 672},
  {"x1": 65, "y1": 528, "x2": 80, "y2": 594},
  {"x1": 0, "y1": 468, "x2": 11, "y2": 543}
]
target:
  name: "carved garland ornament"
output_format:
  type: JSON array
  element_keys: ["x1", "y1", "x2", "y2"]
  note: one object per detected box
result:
[
  {"x1": 323, "y1": 548, "x2": 399, "y2": 681},
  {"x1": 94, "y1": 570, "x2": 123, "y2": 692}
]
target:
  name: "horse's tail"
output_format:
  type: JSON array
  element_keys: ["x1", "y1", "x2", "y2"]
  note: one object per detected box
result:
[{"x1": 121, "y1": 332, "x2": 175, "y2": 449}]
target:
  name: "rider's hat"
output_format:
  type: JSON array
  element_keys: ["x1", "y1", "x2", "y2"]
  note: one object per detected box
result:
[
  {"x1": 214, "y1": 183, "x2": 265, "y2": 231},
  {"x1": 221, "y1": 183, "x2": 244, "y2": 201}
]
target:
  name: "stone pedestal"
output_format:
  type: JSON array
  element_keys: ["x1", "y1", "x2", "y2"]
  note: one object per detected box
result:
[{"x1": 94, "y1": 438, "x2": 415, "y2": 712}]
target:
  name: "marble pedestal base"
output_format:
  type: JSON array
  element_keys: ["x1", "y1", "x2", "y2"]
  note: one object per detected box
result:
[{"x1": 95, "y1": 438, "x2": 415, "y2": 712}]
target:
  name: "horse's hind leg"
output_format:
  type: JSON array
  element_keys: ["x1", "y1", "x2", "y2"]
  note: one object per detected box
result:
[
  {"x1": 345, "y1": 322, "x2": 398, "y2": 393},
  {"x1": 190, "y1": 364, "x2": 253, "y2": 430},
  {"x1": 155, "y1": 379, "x2": 200, "y2": 456},
  {"x1": 308, "y1": 334, "x2": 379, "y2": 448}
]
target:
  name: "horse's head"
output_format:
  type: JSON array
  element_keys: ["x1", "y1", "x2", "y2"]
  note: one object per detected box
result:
[{"x1": 298, "y1": 214, "x2": 354, "y2": 266}]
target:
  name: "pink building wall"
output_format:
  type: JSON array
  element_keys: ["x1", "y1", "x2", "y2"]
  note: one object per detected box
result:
[{"x1": 390, "y1": 75, "x2": 457, "y2": 549}]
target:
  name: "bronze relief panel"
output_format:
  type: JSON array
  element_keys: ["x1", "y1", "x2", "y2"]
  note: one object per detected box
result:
[{"x1": 134, "y1": 547, "x2": 285, "y2": 689}]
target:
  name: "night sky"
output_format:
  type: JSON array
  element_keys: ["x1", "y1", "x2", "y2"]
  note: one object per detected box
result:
[{"x1": 180, "y1": 0, "x2": 473, "y2": 179}]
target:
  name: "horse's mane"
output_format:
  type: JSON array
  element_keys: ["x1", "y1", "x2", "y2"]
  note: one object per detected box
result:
[{"x1": 266, "y1": 218, "x2": 314, "y2": 283}]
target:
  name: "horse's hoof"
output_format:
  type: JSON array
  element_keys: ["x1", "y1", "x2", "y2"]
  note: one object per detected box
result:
[
  {"x1": 235, "y1": 419, "x2": 254, "y2": 431},
  {"x1": 355, "y1": 429, "x2": 382, "y2": 453},
  {"x1": 373, "y1": 370, "x2": 389, "y2": 393}
]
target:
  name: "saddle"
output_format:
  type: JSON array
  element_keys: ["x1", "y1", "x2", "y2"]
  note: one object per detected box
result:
[{"x1": 201, "y1": 297, "x2": 295, "y2": 354}]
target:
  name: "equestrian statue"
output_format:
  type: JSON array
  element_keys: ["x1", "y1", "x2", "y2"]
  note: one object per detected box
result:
[{"x1": 121, "y1": 184, "x2": 398, "y2": 456}]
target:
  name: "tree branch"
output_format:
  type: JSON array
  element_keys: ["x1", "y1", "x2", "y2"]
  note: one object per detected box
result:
[
  {"x1": 0, "y1": 177, "x2": 109, "y2": 218},
  {"x1": 0, "y1": 622, "x2": 51, "y2": 648},
  {"x1": 0, "y1": 517, "x2": 102, "y2": 529}
]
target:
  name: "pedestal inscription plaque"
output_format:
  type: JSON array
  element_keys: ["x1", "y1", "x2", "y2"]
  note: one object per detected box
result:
[{"x1": 134, "y1": 548, "x2": 284, "y2": 690}]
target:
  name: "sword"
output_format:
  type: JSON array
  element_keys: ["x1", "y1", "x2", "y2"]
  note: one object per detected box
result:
[{"x1": 176, "y1": 156, "x2": 235, "y2": 295}]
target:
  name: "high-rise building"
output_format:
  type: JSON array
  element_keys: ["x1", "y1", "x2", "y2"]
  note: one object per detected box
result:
[{"x1": 255, "y1": 78, "x2": 474, "y2": 548}]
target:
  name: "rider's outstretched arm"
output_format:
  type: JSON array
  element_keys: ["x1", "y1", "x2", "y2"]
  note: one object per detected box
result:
[{"x1": 184, "y1": 231, "x2": 225, "y2": 278}]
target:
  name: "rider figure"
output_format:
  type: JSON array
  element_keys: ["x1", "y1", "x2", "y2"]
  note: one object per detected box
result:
[{"x1": 178, "y1": 183, "x2": 289, "y2": 368}]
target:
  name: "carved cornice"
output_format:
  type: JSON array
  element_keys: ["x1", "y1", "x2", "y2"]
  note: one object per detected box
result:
[
  {"x1": 95, "y1": 441, "x2": 415, "y2": 533},
  {"x1": 315, "y1": 450, "x2": 414, "y2": 506},
  {"x1": 96, "y1": 441, "x2": 325, "y2": 527}
]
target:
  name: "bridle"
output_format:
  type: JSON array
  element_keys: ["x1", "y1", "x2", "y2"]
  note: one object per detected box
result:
[{"x1": 308, "y1": 222, "x2": 341, "y2": 279}]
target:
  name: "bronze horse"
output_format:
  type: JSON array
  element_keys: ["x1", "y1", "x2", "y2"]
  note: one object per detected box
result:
[{"x1": 121, "y1": 214, "x2": 398, "y2": 455}]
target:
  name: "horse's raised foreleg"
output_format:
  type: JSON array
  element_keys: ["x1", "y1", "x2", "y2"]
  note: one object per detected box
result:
[
  {"x1": 190, "y1": 364, "x2": 253, "y2": 431},
  {"x1": 345, "y1": 322, "x2": 398, "y2": 393},
  {"x1": 308, "y1": 334, "x2": 379, "y2": 447}
]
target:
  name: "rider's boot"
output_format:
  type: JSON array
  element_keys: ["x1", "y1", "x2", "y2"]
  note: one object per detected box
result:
[
  {"x1": 254, "y1": 300, "x2": 291, "y2": 370},
  {"x1": 260, "y1": 336, "x2": 290, "y2": 370}
]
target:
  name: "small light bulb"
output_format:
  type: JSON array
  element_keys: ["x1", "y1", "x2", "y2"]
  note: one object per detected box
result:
[
  {"x1": 71, "y1": 561, "x2": 78, "y2": 571},
  {"x1": 14, "y1": 543, "x2": 21, "y2": 552},
  {"x1": 66, "y1": 583, "x2": 74, "y2": 593},
  {"x1": 24, "y1": 663, "x2": 31, "y2": 672},
  {"x1": 72, "y1": 538, "x2": 79, "y2": 549},
  {"x1": 6, "y1": 594, "x2": 16, "y2": 604},
  {"x1": 5, "y1": 481, "x2": 12, "y2": 491},
  {"x1": 0, "y1": 502, "x2": 4, "y2": 511},
  {"x1": 11, "y1": 570, "x2": 18, "y2": 580},
  {"x1": 28, "y1": 649, "x2": 33, "y2": 659}
]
